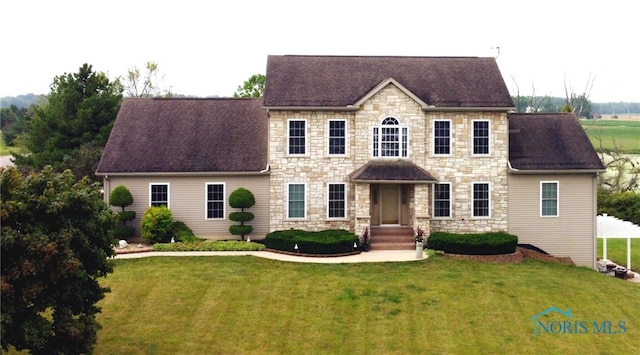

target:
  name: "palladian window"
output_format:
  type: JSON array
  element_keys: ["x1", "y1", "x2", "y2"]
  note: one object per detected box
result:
[{"x1": 372, "y1": 117, "x2": 408, "y2": 157}]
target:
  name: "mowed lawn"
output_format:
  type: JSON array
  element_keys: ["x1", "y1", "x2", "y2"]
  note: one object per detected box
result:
[
  {"x1": 89, "y1": 256, "x2": 640, "y2": 354},
  {"x1": 598, "y1": 238, "x2": 640, "y2": 271},
  {"x1": 580, "y1": 119, "x2": 640, "y2": 154}
]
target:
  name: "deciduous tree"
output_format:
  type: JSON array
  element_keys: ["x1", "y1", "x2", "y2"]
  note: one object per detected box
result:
[
  {"x1": 122, "y1": 61, "x2": 172, "y2": 98},
  {"x1": 233, "y1": 74, "x2": 265, "y2": 98}
]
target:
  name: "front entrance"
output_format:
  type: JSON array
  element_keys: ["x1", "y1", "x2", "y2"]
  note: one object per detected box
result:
[{"x1": 370, "y1": 184, "x2": 410, "y2": 226}]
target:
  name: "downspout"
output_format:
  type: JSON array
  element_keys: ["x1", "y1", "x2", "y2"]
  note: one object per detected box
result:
[
  {"x1": 592, "y1": 172, "x2": 598, "y2": 270},
  {"x1": 260, "y1": 164, "x2": 270, "y2": 173}
]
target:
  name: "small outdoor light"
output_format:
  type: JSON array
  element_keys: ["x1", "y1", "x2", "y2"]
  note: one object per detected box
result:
[
  {"x1": 247, "y1": 237, "x2": 251, "y2": 242},
  {"x1": 294, "y1": 244, "x2": 299, "y2": 253},
  {"x1": 353, "y1": 242, "x2": 357, "y2": 249}
]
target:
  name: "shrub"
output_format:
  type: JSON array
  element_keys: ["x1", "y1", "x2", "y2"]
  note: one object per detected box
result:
[
  {"x1": 228, "y1": 187, "x2": 255, "y2": 240},
  {"x1": 264, "y1": 229, "x2": 358, "y2": 254},
  {"x1": 172, "y1": 221, "x2": 198, "y2": 242},
  {"x1": 109, "y1": 185, "x2": 135, "y2": 240},
  {"x1": 153, "y1": 240, "x2": 266, "y2": 252},
  {"x1": 426, "y1": 231, "x2": 518, "y2": 255},
  {"x1": 140, "y1": 206, "x2": 174, "y2": 244},
  {"x1": 109, "y1": 185, "x2": 133, "y2": 209},
  {"x1": 113, "y1": 226, "x2": 135, "y2": 240}
]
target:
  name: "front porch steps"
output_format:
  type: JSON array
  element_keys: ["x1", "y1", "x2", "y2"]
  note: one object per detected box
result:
[{"x1": 370, "y1": 226, "x2": 415, "y2": 251}]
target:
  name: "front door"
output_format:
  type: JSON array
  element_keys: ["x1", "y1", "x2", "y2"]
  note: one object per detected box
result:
[{"x1": 381, "y1": 184, "x2": 399, "y2": 225}]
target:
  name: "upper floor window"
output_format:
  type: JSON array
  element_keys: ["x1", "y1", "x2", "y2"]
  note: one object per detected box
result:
[
  {"x1": 287, "y1": 183, "x2": 306, "y2": 219},
  {"x1": 206, "y1": 183, "x2": 225, "y2": 219},
  {"x1": 327, "y1": 183, "x2": 346, "y2": 218},
  {"x1": 288, "y1": 119, "x2": 306, "y2": 155},
  {"x1": 433, "y1": 120, "x2": 451, "y2": 155},
  {"x1": 372, "y1": 117, "x2": 408, "y2": 157},
  {"x1": 433, "y1": 183, "x2": 451, "y2": 218},
  {"x1": 328, "y1": 120, "x2": 346, "y2": 155},
  {"x1": 472, "y1": 182, "x2": 490, "y2": 218},
  {"x1": 541, "y1": 181, "x2": 559, "y2": 217},
  {"x1": 473, "y1": 120, "x2": 490, "y2": 155},
  {"x1": 150, "y1": 183, "x2": 169, "y2": 207}
]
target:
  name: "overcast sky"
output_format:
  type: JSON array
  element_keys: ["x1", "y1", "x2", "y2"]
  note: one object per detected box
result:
[{"x1": 1, "y1": 1, "x2": 637, "y2": 102}]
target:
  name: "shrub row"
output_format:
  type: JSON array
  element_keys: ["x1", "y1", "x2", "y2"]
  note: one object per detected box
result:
[
  {"x1": 264, "y1": 229, "x2": 358, "y2": 254},
  {"x1": 426, "y1": 231, "x2": 518, "y2": 255},
  {"x1": 153, "y1": 240, "x2": 266, "y2": 252}
]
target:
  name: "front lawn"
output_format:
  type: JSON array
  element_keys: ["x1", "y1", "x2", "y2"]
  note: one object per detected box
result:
[
  {"x1": 598, "y1": 237, "x2": 640, "y2": 271},
  {"x1": 85, "y1": 256, "x2": 640, "y2": 354}
]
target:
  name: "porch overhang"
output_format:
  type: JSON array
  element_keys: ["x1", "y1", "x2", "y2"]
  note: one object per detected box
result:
[{"x1": 348, "y1": 160, "x2": 438, "y2": 184}]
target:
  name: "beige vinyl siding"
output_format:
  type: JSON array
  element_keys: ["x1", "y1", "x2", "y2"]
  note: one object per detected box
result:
[
  {"x1": 103, "y1": 175, "x2": 269, "y2": 240},
  {"x1": 507, "y1": 173, "x2": 598, "y2": 268}
]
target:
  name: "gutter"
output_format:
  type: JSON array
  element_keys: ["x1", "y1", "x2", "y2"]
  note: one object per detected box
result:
[
  {"x1": 264, "y1": 105, "x2": 515, "y2": 112},
  {"x1": 95, "y1": 170, "x2": 271, "y2": 177},
  {"x1": 507, "y1": 161, "x2": 605, "y2": 175}
]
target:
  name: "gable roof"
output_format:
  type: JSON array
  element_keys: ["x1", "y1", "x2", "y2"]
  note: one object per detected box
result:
[
  {"x1": 264, "y1": 55, "x2": 514, "y2": 109},
  {"x1": 96, "y1": 98, "x2": 268, "y2": 174},
  {"x1": 508, "y1": 113, "x2": 605, "y2": 172}
]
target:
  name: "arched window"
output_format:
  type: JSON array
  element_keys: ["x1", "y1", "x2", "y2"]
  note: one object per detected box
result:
[{"x1": 372, "y1": 117, "x2": 408, "y2": 157}]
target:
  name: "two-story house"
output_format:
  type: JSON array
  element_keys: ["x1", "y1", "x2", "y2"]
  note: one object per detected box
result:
[{"x1": 96, "y1": 55, "x2": 604, "y2": 268}]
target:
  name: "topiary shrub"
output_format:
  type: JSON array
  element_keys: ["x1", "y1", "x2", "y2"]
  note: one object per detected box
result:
[
  {"x1": 109, "y1": 185, "x2": 135, "y2": 240},
  {"x1": 140, "y1": 206, "x2": 174, "y2": 244},
  {"x1": 264, "y1": 229, "x2": 359, "y2": 254},
  {"x1": 228, "y1": 187, "x2": 255, "y2": 240},
  {"x1": 426, "y1": 231, "x2": 518, "y2": 255}
]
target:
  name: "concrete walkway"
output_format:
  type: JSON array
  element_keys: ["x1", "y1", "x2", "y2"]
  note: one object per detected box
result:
[{"x1": 114, "y1": 249, "x2": 425, "y2": 263}]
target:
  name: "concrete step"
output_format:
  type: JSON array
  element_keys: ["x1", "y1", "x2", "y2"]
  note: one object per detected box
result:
[{"x1": 370, "y1": 226, "x2": 415, "y2": 250}]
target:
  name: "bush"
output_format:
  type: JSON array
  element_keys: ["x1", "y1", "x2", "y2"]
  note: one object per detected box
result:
[
  {"x1": 264, "y1": 229, "x2": 358, "y2": 254},
  {"x1": 109, "y1": 185, "x2": 133, "y2": 209},
  {"x1": 140, "y1": 206, "x2": 174, "y2": 244},
  {"x1": 172, "y1": 221, "x2": 198, "y2": 242},
  {"x1": 113, "y1": 226, "x2": 135, "y2": 240},
  {"x1": 153, "y1": 240, "x2": 266, "y2": 252},
  {"x1": 228, "y1": 187, "x2": 255, "y2": 240},
  {"x1": 426, "y1": 231, "x2": 518, "y2": 255},
  {"x1": 117, "y1": 210, "x2": 136, "y2": 223}
]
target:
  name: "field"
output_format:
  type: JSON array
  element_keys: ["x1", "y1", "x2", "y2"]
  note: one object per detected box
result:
[{"x1": 580, "y1": 116, "x2": 640, "y2": 154}]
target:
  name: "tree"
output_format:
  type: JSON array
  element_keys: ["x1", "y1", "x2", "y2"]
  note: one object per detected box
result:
[
  {"x1": 228, "y1": 187, "x2": 255, "y2": 240},
  {"x1": 109, "y1": 185, "x2": 136, "y2": 240},
  {"x1": 122, "y1": 61, "x2": 172, "y2": 98},
  {"x1": 1, "y1": 166, "x2": 116, "y2": 354},
  {"x1": 233, "y1": 74, "x2": 265, "y2": 98},
  {"x1": 12, "y1": 64, "x2": 123, "y2": 182},
  {"x1": 562, "y1": 74, "x2": 596, "y2": 118},
  {"x1": 1, "y1": 104, "x2": 30, "y2": 146}
]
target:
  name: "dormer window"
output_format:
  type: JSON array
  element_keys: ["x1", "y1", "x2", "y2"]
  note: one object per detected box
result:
[{"x1": 372, "y1": 117, "x2": 408, "y2": 157}]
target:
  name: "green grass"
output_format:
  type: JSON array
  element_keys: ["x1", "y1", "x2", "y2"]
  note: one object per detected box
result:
[
  {"x1": 598, "y1": 238, "x2": 640, "y2": 271},
  {"x1": 67, "y1": 256, "x2": 639, "y2": 354},
  {"x1": 581, "y1": 120, "x2": 640, "y2": 154},
  {"x1": 0, "y1": 131, "x2": 27, "y2": 156}
]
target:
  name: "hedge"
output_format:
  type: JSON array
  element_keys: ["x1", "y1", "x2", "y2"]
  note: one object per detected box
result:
[
  {"x1": 426, "y1": 231, "x2": 518, "y2": 255},
  {"x1": 264, "y1": 229, "x2": 359, "y2": 254}
]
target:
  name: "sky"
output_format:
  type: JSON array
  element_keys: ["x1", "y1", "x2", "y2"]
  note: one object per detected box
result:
[{"x1": 1, "y1": 0, "x2": 638, "y2": 103}]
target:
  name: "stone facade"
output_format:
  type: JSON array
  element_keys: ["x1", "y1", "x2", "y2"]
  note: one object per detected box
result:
[{"x1": 268, "y1": 83, "x2": 509, "y2": 236}]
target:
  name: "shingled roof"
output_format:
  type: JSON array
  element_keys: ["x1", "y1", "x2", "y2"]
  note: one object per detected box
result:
[
  {"x1": 509, "y1": 113, "x2": 605, "y2": 172},
  {"x1": 264, "y1": 55, "x2": 514, "y2": 108},
  {"x1": 349, "y1": 160, "x2": 438, "y2": 183},
  {"x1": 96, "y1": 98, "x2": 268, "y2": 174}
]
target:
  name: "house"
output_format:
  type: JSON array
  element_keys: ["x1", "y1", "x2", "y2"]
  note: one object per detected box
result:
[{"x1": 96, "y1": 55, "x2": 605, "y2": 268}]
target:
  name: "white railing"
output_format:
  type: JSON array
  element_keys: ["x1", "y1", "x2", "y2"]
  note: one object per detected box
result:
[{"x1": 597, "y1": 214, "x2": 640, "y2": 270}]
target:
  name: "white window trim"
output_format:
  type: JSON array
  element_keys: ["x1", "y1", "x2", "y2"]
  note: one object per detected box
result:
[
  {"x1": 371, "y1": 116, "x2": 409, "y2": 158},
  {"x1": 287, "y1": 118, "x2": 308, "y2": 156},
  {"x1": 471, "y1": 119, "x2": 491, "y2": 156},
  {"x1": 540, "y1": 181, "x2": 560, "y2": 217},
  {"x1": 327, "y1": 119, "x2": 348, "y2": 157},
  {"x1": 432, "y1": 182, "x2": 452, "y2": 219},
  {"x1": 326, "y1": 182, "x2": 348, "y2": 220},
  {"x1": 286, "y1": 182, "x2": 307, "y2": 220},
  {"x1": 205, "y1": 182, "x2": 226, "y2": 220},
  {"x1": 432, "y1": 119, "x2": 452, "y2": 156},
  {"x1": 471, "y1": 182, "x2": 491, "y2": 219},
  {"x1": 149, "y1": 183, "x2": 170, "y2": 208}
]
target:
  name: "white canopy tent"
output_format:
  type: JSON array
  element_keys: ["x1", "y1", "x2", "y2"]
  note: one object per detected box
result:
[{"x1": 597, "y1": 214, "x2": 640, "y2": 270}]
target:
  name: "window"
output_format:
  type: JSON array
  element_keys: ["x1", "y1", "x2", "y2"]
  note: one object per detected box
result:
[
  {"x1": 328, "y1": 120, "x2": 346, "y2": 155},
  {"x1": 372, "y1": 117, "x2": 408, "y2": 157},
  {"x1": 541, "y1": 181, "x2": 559, "y2": 217},
  {"x1": 206, "y1": 183, "x2": 225, "y2": 219},
  {"x1": 287, "y1": 183, "x2": 306, "y2": 218},
  {"x1": 473, "y1": 120, "x2": 490, "y2": 155},
  {"x1": 150, "y1": 183, "x2": 169, "y2": 207},
  {"x1": 288, "y1": 119, "x2": 306, "y2": 155},
  {"x1": 433, "y1": 120, "x2": 451, "y2": 155},
  {"x1": 433, "y1": 183, "x2": 451, "y2": 218},
  {"x1": 472, "y1": 183, "x2": 490, "y2": 217},
  {"x1": 327, "y1": 183, "x2": 346, "y2": 218}
]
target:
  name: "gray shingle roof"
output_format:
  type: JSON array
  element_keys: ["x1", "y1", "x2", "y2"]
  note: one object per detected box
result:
[
  {"x1": 509, "y1": 113, "x2": 605, "y2": 171},
  {"x1": 264, "y1": 55, "x2": 514, "y2": 108},
  {"x1": 349, "y1": 160, "x2": 438, "y2": 183},
  {"x1": 96, "y1": 98, "x2": 268, "y2": 174}
]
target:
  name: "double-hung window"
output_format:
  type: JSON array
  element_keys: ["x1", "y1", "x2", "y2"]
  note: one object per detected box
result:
[
  {"x1": 541, "y1": 181, "x2": 559, "y2": 217},
  {"x1": 206, "y1": 183, "x2": 225, "y2": 219},
  {"x1": 433, "y1": 120, "x2": 451, "y2": 155},
  {"x1": 472, "y1": 182, "x2": 490, "y2": 217},
  {"x1": 150, "y1": 183, "x2": 169, "y2": 207},
  {"x1": 372, "y1": 117, "x2": 408, "y2": 157},
  {"x1": 287, "y1": 183, "x2": 306, "y2": 219},
  {"x1": 472, "y1": 120, "x2": 490, "y2": 155},
  {"x1": 288, "y1": 119, "x2": 306, "y2": 155},
  {"x1": 433, "y1": 183, "x2": 451, "y2": 218},
  {"x1": 328, "y1": 120, "x2": 346, "y2": 155},
  {"x1": 327, "y1": 183, "x2": 346, "y2": 218}
]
